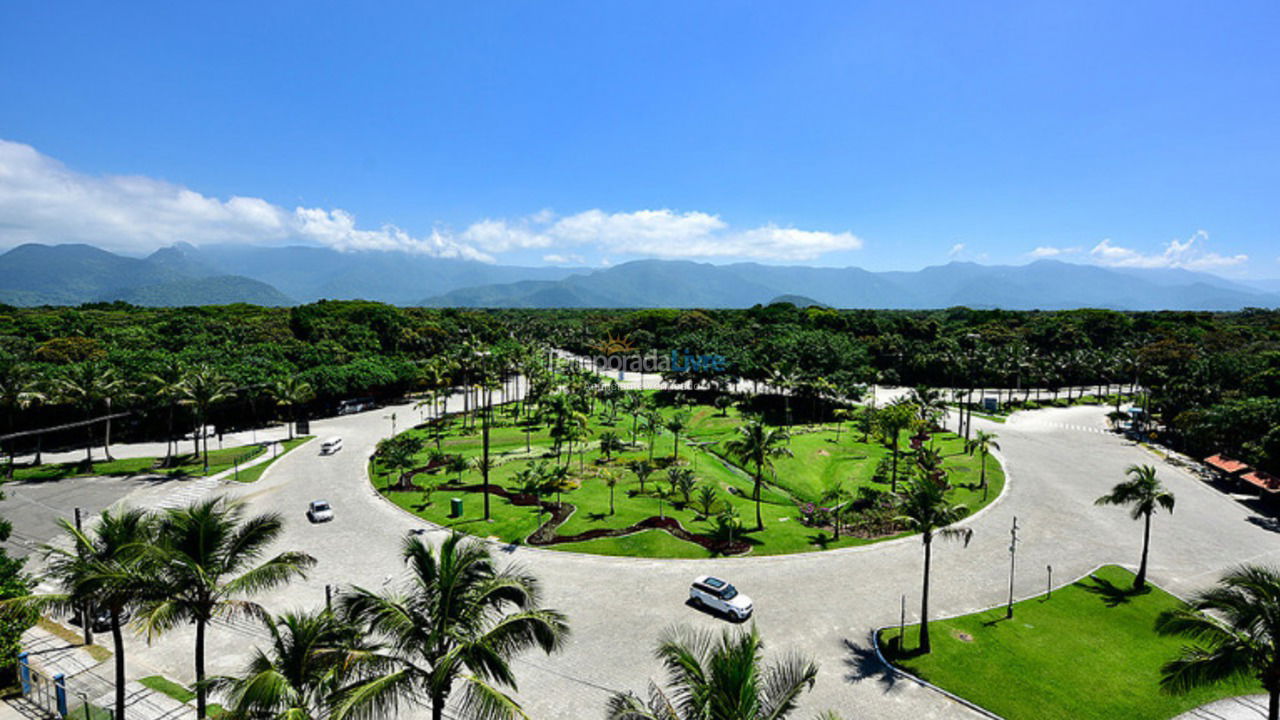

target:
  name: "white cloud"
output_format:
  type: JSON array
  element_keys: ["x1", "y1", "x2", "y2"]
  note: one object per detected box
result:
[
  {"x1": 1089, "y1": 231, "x2": 1247, "y2": 271},
  {"x1": 541, "y1": 253, "x2": 586, "y2": 265},
  {"x1": 1029, "y1": 246, "x2": 1082, "y2": 258},
  {"x1": 0, "y1": 139, "x2": 490, "y2": 260},
  {"x1": 948, "y1": 243, "x2": 966, "y2": 257},
  {"x1": 0, "y1": 139, "x2": 866, "y2": 264}
]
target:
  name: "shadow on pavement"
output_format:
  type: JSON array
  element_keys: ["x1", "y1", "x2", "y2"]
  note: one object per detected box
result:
[{"x1": 841, "y1": 635, "x2": 901, "y2": 691}]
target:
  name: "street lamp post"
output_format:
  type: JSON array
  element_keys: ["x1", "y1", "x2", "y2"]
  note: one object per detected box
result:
[
  {"x1": 476, "y1": 350, "x2": 493, "y2": 521},
  {"x1": 1007, "y1": 516, "x2": 1019, "y2": 619},
  {"x1": 965, "y1": 333, "x2": 980, "y2": 442}
]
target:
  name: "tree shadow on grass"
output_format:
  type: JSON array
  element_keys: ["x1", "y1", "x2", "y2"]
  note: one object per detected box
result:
[
  {"x1": 841, "y1": 635, "x2": 902, "y2": 691},
  {"x1": 1080, "y1": 574, "x2": 1150, "y2": 607}
]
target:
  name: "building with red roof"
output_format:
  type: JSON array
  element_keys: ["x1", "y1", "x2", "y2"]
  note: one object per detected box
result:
[{"x1": 1204, "y1": 454, "x2": 1250, "y2": 476}]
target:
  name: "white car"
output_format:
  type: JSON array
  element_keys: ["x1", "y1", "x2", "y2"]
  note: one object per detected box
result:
[
  {"x1": 690, "y1": 576, "x2": 753, "y2": 620},
  {"x1": 307, "y1": 500, "x2": 334, "y2": 523}
]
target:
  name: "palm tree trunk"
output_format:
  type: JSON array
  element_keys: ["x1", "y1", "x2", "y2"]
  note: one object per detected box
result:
[
  {"x1": 195, "y1": 618, "x2": 207, "y2": 719},
  {"x1": 1268, "y1": 683, "x2": 1278, "y2": 720},
  {"x1": 920, "y1": 537, "x2": 933, "y2": 653},
  {"x1": 1136, "y1": 511, "x2": 1152, "y2": 590},
  {"x1": 110, "y1": 609, "x2": 126, "y2": 720},
  {"x1": 891, "y1": 442, "x2": 899, "y2": 494},
  {"x1": 84, "y1": 411, "x2": 94, "y2": 465},
  {"x1": 754, "y1": 468, "x2": 764, "y2": 531}
]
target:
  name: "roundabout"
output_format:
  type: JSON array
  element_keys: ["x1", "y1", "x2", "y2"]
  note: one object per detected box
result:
[{"x1": 91, "y1": 379, "x2": 1280, "y2": 720}]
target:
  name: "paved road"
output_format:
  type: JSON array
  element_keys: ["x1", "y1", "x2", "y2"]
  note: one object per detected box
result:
[{"x1": 18, "y1": 375, "x2": 1274, "y2": 719}]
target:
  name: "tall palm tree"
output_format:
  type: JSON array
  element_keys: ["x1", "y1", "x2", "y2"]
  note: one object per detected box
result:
[
  {"x1": 1155, "y1": 564, "x2": 1280, "y2": 720},
  {"x1": 0, "y1": 363, "x2": 43, "y2": 478},
  {"x1": 632, "y1": 459, "x2": 656, "y2": 495},
  {"x1": 1094, "y1": 464, "x2": 1175, "y2": 590},
  {"x1": 331, "y1": 533, "x2": 570, "y2": 720},
  {"x1": 641, "y1": 409, "x2": 664, "y2": 463},
  {"x1": 966, "y1": 430, "x2": 1000, "y2": 500},
  {"x1": 621, "y1": 391, "x2": 647, "y2": 445},
  {"x1": 139, "y1": 498, "x2": 317, "y2": 719},
  {"x1": 208, "y1": 609, "x2": 371, "y2": 720},
  {"x1": 896, "y1": 478, "x2": 972, "y2": 654},
  {"x1": 665, "y1": 411, "x2": 690, "y2": 464},
  {"x1": 908, "y1": 386, "x2": 947, "y2": 431},
  {"x1": 11, "y1": 508, "x2": 154, "y2": 720},
  {"x1": 606, "y1": 624, "x2": 819, "y2": 720},
  {"x1": 270, "y1": 376, "x2": 316, "y2": 440},
  {"x1": 724, "y1": 417, "x2": 793, "y2": 531},
  {"x1": 821, "y1": 482, "x2": 852, "y2": 540},
  {"x1": 873, "y1": 402, "x2": 917, "y2": 493},
  {"x1": 180, "y1": 366, "x2": 237, "y2": 473},
  {"x1": 145, "y1": 368, "x2": 187, "y2": 468},
  {"x1": 55, "y1": 362, "x2": 126, "y2": 465}
]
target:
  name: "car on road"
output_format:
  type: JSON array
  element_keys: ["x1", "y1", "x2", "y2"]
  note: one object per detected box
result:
[
  {"x1": 307, "y1": 500, "x2": 334, "y2": 523},
  {"x1": 69, "y1": 607, "x2": 130, "y2": 633},
  {"x1": 321, "y1": 436, "x2": 343, "y2": 454},
  {"x1": 689, "y1": 575, "x2": 753, "y2": 620}
]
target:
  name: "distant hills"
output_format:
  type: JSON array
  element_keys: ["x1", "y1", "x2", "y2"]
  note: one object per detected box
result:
[
  {"x1": 420, "y1": 258, "x2": 1280, "y2": 311},
  {"x1": 1, "y1": 242, "x2": 1278, "y2": 310}
]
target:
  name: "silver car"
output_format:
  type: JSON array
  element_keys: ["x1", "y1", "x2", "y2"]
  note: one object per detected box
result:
[
  {"x1": 307, "y1": 500, "x2": 334, "y2": 523},
  {"x1": 690, "y1": 575, "x2": 753, "y2": 620}
]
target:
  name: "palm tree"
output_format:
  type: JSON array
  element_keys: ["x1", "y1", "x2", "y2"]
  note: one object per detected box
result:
[
  {"x1": 821, "y1": 482, "x2": 852, "y2": 540},
  {"x1": 621, "y1": 391, "x2": 647, "y2": 445},
  {"x1": 873, "y1": 402, "x2": 917, "y2": 493},
  {"x1": 145, "y1": 368, "x2": 187, "y2": 468},
  {"x1": 632, "y1": 459, "x2": 656, "y2": 495},
  {"x1": 270, "y1": 376, "x2": 315, "y2": 440},
  {"x1": 909, "y1": 385, "x2": 947, "y2": 430},
  {"x1": 55, "y1": 362, "x2": 126, "y2": 466},
  {"x1": 179, "y1": 366, "x2": 237, "y2": 473},
  {"x1": 665, "y1": 411, "x2": 690, "y2": 463},
  {"x1": 641, "y1": 409, "x2": 664, "y2": 463},
  {"x1": 209, "y1": 609, "x2": 370, "y2": 720},
  {"x1": 139, "y1": 498, "x2": 317, "y2": 719},
  {"x1": 606, "y1": 624, "x2": 819, "y2": 720},
  {"x1": 831, "y1": 407, "x2": 851, "y2": 443},
  {"x1": 0, "y1": 363, "x2": 43, "y2": 478},
  {"x1": 1094, "y1": 464, "x2": 1175, "y2": 590},
  {"x1": 14, "y1": 509, "x2": 154, "y2": 720},
  {"x1": 603, "y1": 469, "x2": 620, "y2": 515},
  {"x1": 331, "y1": 533, "x2": 570, "y2": 720},
  {"x1": 896, "y1": 478, "x2": 972, "y2": 654},
  {"x1": 1155, "y1": 564, "x2": 1280, "y2": 720},
  {"x1": 724, "y1": 417, "x2": 793, "y2": 531},
  {"x1": 966, "y1": 430, "x2": 1000, "y2": 500}
]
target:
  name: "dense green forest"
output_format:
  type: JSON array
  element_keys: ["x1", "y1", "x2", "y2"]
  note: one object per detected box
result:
[{"x1": 1, "y1": 301, "x2": 1278, "y2": 473}]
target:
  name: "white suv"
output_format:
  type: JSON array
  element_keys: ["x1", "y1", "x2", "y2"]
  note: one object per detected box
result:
[{"x1": 690, "y1": 576, "x2": 753, "y2": 620}]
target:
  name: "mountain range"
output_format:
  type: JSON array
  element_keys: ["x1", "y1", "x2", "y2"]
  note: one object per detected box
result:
[{"x1": 1, "y1": 242, "x2": 1278, "y2": 311}]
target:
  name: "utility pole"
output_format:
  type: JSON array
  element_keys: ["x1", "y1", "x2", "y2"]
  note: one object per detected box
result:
[
  {"x1": 1046, "y1": 564, "x2": 1053, "y2": 600},
  {"x1": 1007, "y1": 516, "x2": 1019, "y2": 619}
]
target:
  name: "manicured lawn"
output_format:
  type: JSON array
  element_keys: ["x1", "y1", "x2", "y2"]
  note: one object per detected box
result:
[
  {"x1": 9, "y1": 442, "x2": 268, "y2": 483},
  {"x1": 231, "y1": 436, "x2": 313, "y2": 483},
  {"x1": 371, "y1": 394, "x2": 1003, "y2": 558},
  {"x1": 880, "y1": 565, "x2": 1256, "y2": 720},
  {"x1": 139, "y1": 676, "x2": 225, "y2": 717}
]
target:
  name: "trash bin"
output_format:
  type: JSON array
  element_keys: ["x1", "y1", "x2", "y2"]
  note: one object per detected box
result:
[{"x1": 450, "y1": 498, "x2": 464, "y2": 518}]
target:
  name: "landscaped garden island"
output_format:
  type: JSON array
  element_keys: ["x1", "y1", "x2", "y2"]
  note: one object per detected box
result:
[{"x1": 369, "y1": 384, "x2": 1003, "y2": 558}]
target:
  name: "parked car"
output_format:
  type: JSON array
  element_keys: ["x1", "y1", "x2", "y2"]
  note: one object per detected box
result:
[
  {"x1": 69, "y1": 607, "x2": 130, "y2": 633},
  {"x1": 307, "y1": 500, "x2": 334, "y2": 523},
  {"x1": 689, "y1": 575, "x2": 753, "y2": 620}
]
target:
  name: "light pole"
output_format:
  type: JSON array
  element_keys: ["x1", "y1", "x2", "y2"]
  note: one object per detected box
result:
[
  {"x1": 964, "y1": 333, "x2": 980, "y2": 442},
  {"x1": 476, "y1": 350, "x2": 493, "y2": 522},
  {"x1": 1007, "y1": 516, "x2": 1019, "y2": 619}
]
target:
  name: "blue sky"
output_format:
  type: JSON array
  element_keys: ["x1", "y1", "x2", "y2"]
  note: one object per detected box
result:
[{"x1": 1, "y1": 1, "x2": 1277, "y2": 276}]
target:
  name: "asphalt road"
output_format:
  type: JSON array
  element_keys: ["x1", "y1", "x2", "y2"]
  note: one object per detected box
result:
[{"x1": 19, "y1": 377, "x2": 1278, "y2": 720}]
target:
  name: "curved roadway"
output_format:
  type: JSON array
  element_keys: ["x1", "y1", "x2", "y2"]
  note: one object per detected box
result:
[{"x1": 119, "y1": 388, "x2": 1279, "y2": 719}]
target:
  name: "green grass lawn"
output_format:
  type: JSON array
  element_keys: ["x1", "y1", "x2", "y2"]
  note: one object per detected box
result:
[
  {"x1": 231, "y1": 436, "x2": 314, "y2": 483},
  {"x1": 371, "y1": 395, "x2": 1003, "y2": 558},
  {"x1": 9, "y1": 442, "x2": 268, "y2": 483},
  {"x1": 880, "y1": 565, "x2": 1256, "y2": 720},
  {"x1": 139, "y1": 676, "x2": 225, "y2": 717}
]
